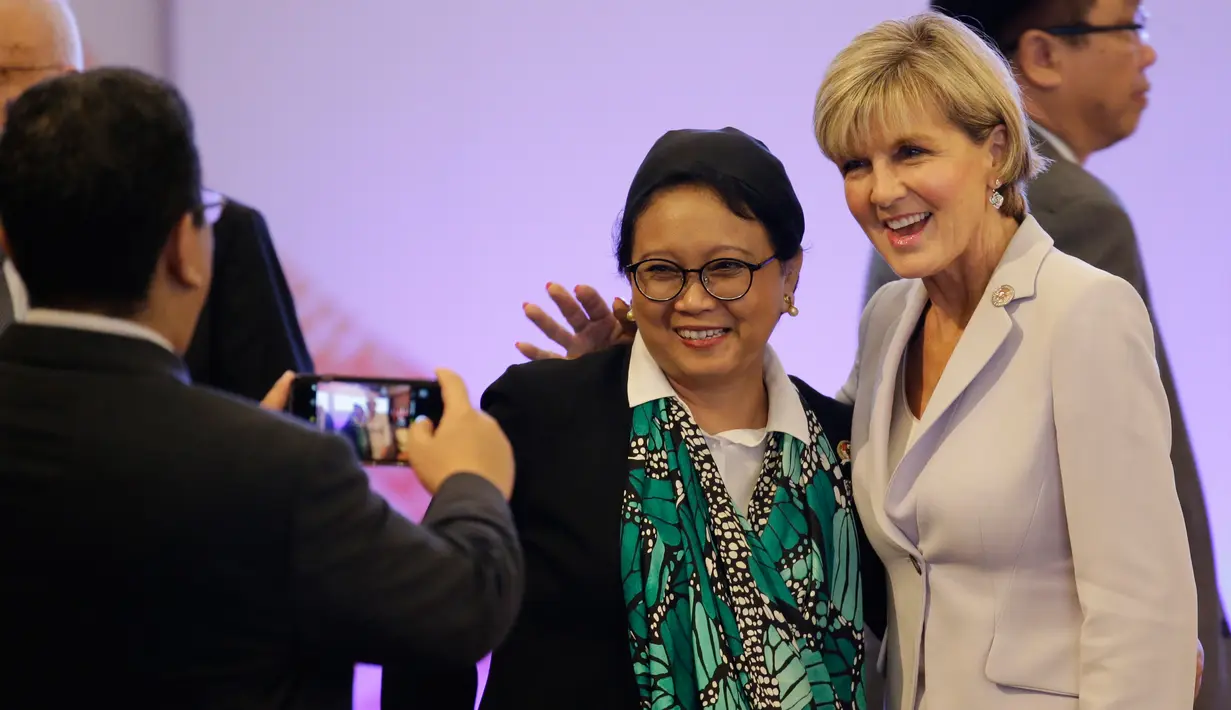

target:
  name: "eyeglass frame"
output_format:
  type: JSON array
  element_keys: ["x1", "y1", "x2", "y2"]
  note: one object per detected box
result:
[
  {"x1": 1003, "y1": 8, "x2": 1149, "y2": 53},
  {"x1": 623, "y1": 255, "x2": 778, "y2": 303}
]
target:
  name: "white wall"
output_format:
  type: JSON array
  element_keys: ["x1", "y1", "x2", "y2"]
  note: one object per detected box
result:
[{"x1": 69, "y1": 0, "x2": 167, "y2": 75}]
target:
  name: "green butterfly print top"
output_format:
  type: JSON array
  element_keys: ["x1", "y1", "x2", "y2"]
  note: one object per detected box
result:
[{"x1": 620, "y1": 396, "x2": 865, "y2": 710}]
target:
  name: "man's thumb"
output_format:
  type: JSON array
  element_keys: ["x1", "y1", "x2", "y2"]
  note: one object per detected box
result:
[{"x1": 406, "y1": 415, "x2": 435, "y2": 447}]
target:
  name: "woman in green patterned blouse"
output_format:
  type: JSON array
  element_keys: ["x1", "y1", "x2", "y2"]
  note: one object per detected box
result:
[{"x1": 453, "y1": 126, "x2": 885, "y2": 710}]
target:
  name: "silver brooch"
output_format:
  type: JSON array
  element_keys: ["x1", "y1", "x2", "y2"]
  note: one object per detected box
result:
[{"x1": 990, "y1": 284, "x2": 1015, "y2": 307}]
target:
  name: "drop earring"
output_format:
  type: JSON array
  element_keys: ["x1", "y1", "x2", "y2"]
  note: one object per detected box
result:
[
  {"x1": 624, "y1": 309, "x2": 636, "y2": 322},
  {"x1": 989, "y1": 178, "x2": 1005, "y2": 210},
  {"x1": 784, "y1": 294, "x2": 799, "y2": 317}
]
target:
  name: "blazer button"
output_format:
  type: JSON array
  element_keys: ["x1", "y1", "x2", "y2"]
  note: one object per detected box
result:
[{"x1": 911, "y1": 558, "x2": 922, "y2": 574}]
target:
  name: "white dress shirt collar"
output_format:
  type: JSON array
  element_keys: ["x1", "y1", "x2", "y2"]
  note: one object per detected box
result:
[
  {"x1": 23, "y1": 308, "x2": 175, "y2": 353},
  {"x1": 625, "y1": 331, "x2": 810, "y2": 442},
  {"x1": 4, "y1": 259, "x2": 173, "y2": 351},
  {"x1": 1031, "y1": 121, "x2": 1079, "y2": 164}
]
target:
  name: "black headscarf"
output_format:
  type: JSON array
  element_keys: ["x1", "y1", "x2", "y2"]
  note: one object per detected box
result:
[{"x1": 617, "y1": 127, "x2": 805, "y2": 268}]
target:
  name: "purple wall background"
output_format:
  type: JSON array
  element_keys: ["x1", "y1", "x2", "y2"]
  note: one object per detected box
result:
[{"x1": 128, "y1": 0, "x2": 1229, "y2": 704}]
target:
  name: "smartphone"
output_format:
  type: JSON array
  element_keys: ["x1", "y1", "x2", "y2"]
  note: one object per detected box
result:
[{"x1": 288, "y1": 375, "x2": 443, "y2": 466}]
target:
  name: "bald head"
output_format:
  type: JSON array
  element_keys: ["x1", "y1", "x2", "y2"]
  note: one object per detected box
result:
[{"x1": 0, "y1": 0, "x2": 83, "y2": 126}]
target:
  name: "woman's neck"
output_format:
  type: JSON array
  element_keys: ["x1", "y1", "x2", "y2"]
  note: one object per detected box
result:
[
  {"x1": 922, "y1": 213, "x2": 1020, "y2": 328},
  {"x1": 667, "y1": 360, "x2": 769, "y2": 435}
]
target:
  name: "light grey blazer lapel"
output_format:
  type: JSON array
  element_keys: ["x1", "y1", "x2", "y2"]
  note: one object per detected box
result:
[
  {"x1": 866, "y1": 282, "x2": 928, "y2": 556},
  {"x1": 884, "y1": 217, "x2": 1055, "y2": 523}
]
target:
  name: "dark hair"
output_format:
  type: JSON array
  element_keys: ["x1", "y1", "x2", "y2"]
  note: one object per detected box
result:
[
  {"x1": 613, "y1": 128, "x2": 805, "y2": 272},
  {"x1": 931, "y1": 0, "x2": 1097, "y2": 57},
  {"x1": 0, "y1": 67, "x2": 204, "y2": 315}
]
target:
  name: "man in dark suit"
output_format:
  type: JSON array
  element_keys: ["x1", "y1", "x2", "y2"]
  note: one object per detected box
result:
[
  {"x1": 862, "y1": 2, "x2": 1227, "y2": 705},
  {"x1": 181, "y1": 198, "x2": 315, "y2": 400},
  {"x1": 0, "y1": 67, "x2": 524, "y2": 709},
  {"x1": 0, "y1": 0, "x2": 313, "y2": 401}
]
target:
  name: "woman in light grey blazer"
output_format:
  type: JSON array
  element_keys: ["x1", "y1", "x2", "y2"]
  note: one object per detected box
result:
[{"x1": 811, "y1": 12, "x2": 1197, "y2": 710}]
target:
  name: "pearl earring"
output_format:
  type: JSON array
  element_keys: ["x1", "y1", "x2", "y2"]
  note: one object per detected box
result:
[{"x1": 784, "y1": 294, "x2": 799, "y2": 317}]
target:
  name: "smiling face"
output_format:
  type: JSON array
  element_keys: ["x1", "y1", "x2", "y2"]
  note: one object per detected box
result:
[
  {"x1": 838, "y1": 107, "x2": 1007, "y2": 280},
  {"x1": 628, "y1": 184, "x2": 800, "y2": 389}
]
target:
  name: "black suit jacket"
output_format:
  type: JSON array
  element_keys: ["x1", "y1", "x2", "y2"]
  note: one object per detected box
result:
[
  {"x1": 863, "y1": 134, "x2": 1230, "y2": 708},
  {"x1": 184, "y1": 200, "x2": 314, "y2": 400},
  {"x1": 382, "y1": 344, "x2": 887, "y2": 710},
  {"x1": 0, "y1": 325, "x2": 523, "y2": 710}
]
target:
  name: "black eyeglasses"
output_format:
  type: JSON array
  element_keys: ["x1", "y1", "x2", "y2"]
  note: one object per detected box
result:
[
  {"x1": 1042, "y1": 7, "x2": 1149, "y2": 42},
  {"x1": 1004, "y1": 8, "x2": 1149, "y2": 53},
  {"x1": 200, "y1": 188, "x2": 226, "y2": 226},
  {"x1": 624, "y1": 256, "x2": 777, "y2": 302},
  {"x1": 0, "y1": 64, "x2": 63, "y2": 82}
]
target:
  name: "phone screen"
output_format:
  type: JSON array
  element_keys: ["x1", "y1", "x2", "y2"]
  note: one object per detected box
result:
[{"x1": 288, "y1": 376, "x2": 442, "y2": 466}]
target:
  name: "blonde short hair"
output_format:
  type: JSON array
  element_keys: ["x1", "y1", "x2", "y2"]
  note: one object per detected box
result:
[{"x1": 812, "y1": 12, "x2": 1046, "y2": 219}]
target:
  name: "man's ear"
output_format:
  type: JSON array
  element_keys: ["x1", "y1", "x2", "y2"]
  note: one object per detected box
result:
[
  {"x1": 1014, "y1": 30, "x2": 1065, "y2": 91},
  {"x1": 164, "y1": 213, "x2": 209, "y2": 289}
]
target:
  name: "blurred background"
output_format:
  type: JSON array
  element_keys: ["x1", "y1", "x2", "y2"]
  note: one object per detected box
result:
[{"x1": 69, "y1": 1, "x2": 1231, "y2": 705}]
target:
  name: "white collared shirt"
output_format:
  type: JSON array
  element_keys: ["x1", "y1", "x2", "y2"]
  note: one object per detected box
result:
[
  {"x1": 626, "y1": 332, "x2": 809, "y2": 513},
  {"x1": 24, "y1": 308, "x2": 175, "y2": 352},
  {"x1": 4, "y1": 260, "x2": 173, "y2": 351},
  {"x1": 1031, "y1": 121, "x2": 1079, "y2": 164}
]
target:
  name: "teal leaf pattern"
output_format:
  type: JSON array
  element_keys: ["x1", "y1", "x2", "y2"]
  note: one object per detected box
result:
[{"x1": 621, "y1": 396, "x2": 866, "y2": 709}]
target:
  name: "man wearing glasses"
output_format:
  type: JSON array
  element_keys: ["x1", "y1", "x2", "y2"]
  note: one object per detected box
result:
[
  {"x1": 861, "y1": 2, "x2": 1227, "y2": 706},
  {"x1": 0, "y1": 0, "x2": 313, "y2": 402}
]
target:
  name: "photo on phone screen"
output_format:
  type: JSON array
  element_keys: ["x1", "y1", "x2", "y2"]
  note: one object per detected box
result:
[{"x1": 288, "y1": 376, "x2": 442, "y2": 466}]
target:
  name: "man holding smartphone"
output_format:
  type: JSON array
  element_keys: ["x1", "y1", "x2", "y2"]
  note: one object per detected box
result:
[{"x1": 0, "y1": 67, "x2": 523, "y2": 710}]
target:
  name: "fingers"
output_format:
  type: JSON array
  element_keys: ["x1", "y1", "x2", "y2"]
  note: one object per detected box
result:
[
  {"x1": 574, "y1": 284, "x2": 612, "y2": 321},
  {"x1": 433, "y1": 368, "x2": 472, "y2": 414},
  {"x1": 515, "y1": 341, "x2": 564, "y2": 361},
  {"x1": 260, "y1": 370, "x2": 295, "y2": 411},
  {"x1": 546, "y1": 282, "x2": 590, "y2": 333},
  {"x1": 523, "y1": 302, "x2": 576, "y2": 350}
]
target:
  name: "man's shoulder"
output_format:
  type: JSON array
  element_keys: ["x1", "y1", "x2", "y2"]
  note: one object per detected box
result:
[
  {"x1": 174, "y1": 384, "x2": 342, "y2": 468},
  {"x1": 217, "y1": 197, "x2": 263, "y2": 220},
  {"x1": 1030, "y1": 159, "x2": 1124, "y2": 215},
  {"x1": 213, "y1": 197, "x2": 270, "y2": 240}
]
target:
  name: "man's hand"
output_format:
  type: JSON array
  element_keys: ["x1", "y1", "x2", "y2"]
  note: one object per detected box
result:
[
  {"x1": 515, "y1": 282, "x2": 636, "y2": 361},
  {"x1": 403, "y1": 369, "x2": 514, "y2": 499},
  {"x1": 260, "y1": 371, "x2": 295, "y2": 410}
]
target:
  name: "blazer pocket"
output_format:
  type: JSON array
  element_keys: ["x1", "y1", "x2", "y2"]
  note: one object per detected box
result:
[{"x1": 984, "y1": 576, "x2": 1082, "y2": 698}]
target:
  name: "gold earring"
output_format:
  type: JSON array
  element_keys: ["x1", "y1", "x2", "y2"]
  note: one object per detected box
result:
[
  {"x1": 624, "y1": 309, "x2": 636, "y2": 322},
  {"x1": 784, "y1": 294, "x2": 799, "y2": 317}
]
